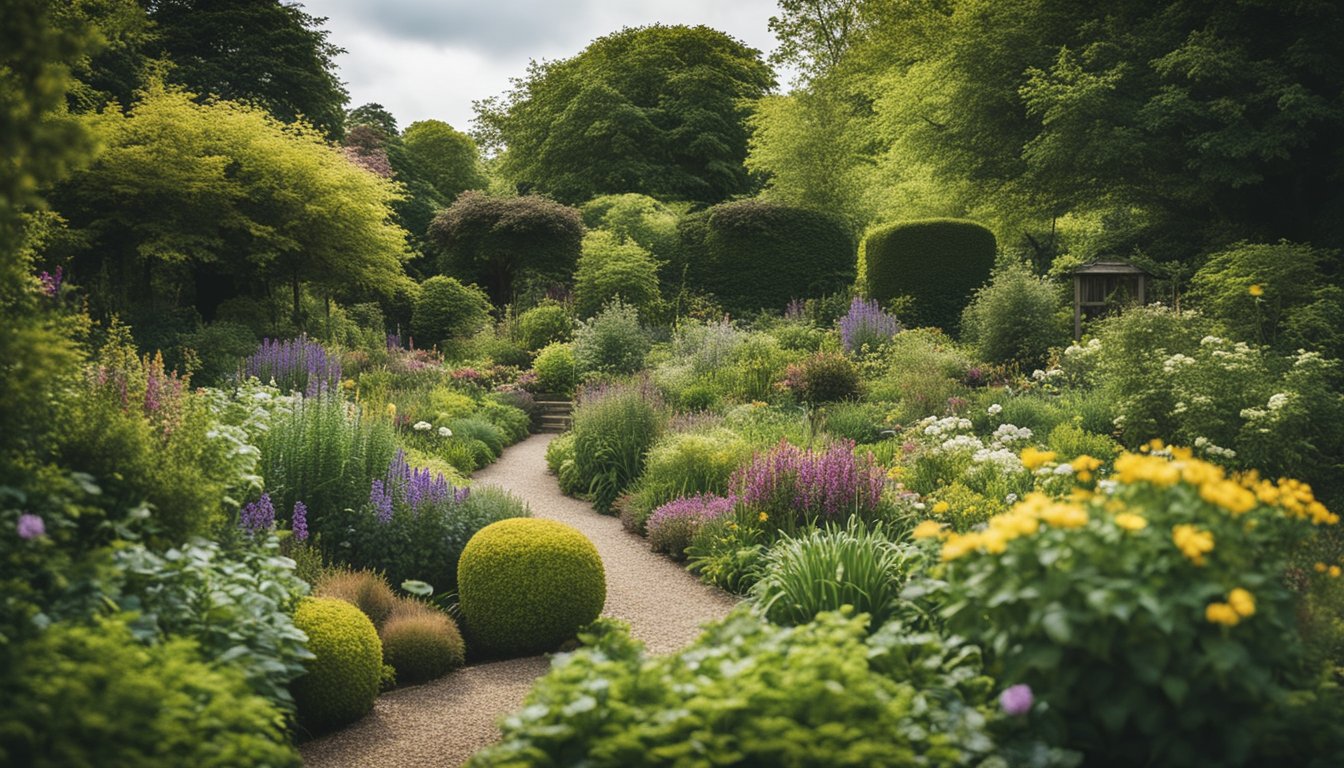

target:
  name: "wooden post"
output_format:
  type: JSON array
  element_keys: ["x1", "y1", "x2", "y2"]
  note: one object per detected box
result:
[{"x1": 1073, "y1": 274, "x2": 1082, "y2": 340}]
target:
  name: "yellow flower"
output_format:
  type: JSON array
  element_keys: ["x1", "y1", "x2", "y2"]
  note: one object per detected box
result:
[
  {"x1": 758, "y1": 511, "x2": 769, "y2": 523},
  {"x1": 1315, "y1": 562, "x2": 1329, "y2": 573},
  {"x1": 940, "y1": 532, "x2": 980, "y2": 561},
  {"x1": 886, "y1": 466, "x2": 905, "y2": 480},
  {"x1": 1020, "y1": 447, "x2": 1057, "y2": 471},
  {"x1": 386, "y1": 403, "x2": 397, "y2": 418},
  {"x1": 1205, "y1": 602, "x2": 1241, "y2": 627},
  {"x1": 912, "y1": 520, "x2": 945, "y2": 540},
  {"x1": 1248, "y1": 283, "x2": 1264, "y2": 297},
  {"x1": 932, "y1": 500, "x2": 951, "y2": 515},
  {"x1": 1114, "y1": 452, "x2": 1180, "y2": 486},
  {"x1": 1199, "y1": 479, "x2": 1258, "y2": 516},
  {"x1": 1227, "y1": 588, "x2": 1256, "y2": 618},
  {"x1": 980, "y1": 528, "x2": 1008, "y2": 554},
  {"x1": 1114, "y1": 512, "x2": 1148, "y2": 532},
  {"x1": 1040, "y1": 502, "x2": 1088, "y2": 529},
  {"x1": 751, "y1": 400, "x2": 767, "y2": 408},
  {"x1": 1172, "y1": 524, "x2": 1215, "y2": 566},
  {"x1": 1332, "y1": 565, "x2": 1342, "y2": 579}
]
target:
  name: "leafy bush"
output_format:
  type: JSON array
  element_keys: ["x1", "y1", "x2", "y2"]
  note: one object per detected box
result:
[
  {"x1": 572, "y1": 299, "x2": 651, "y2": 376},
  {"x1": 379, "y1": 600, "x2": 466, "y2": 684},
  {"x1": 861, "y1": 219, "x2": 996, "y2": 333},
  {"x1": 291, "y1": 596, "x2": 384, "y2": 733},
  {"x1": 457, "y1": 518, "x2": 606, "y2": 657},
  {"x1": 823, "y1": 401, "x2": 889, "y2": 444},
  {"x1": 840, "y1": 296, "x2": 901, "y2": 354},
  {"x1": 180, "y1": 320, "x2": 257, "y2": 386},
  {"x1": 412, "y1": 275, "x2": 493, "y2": 351},
  {"x1": 752, "y1": 522, "x2": 918, "y2": 630},
  {"x1": 961, "y1": 260, "x2": 1067, "y2": 367},
  {"x1": 580, "y1": 193, "x2": 682, "y2": 264},
  {"x1": 1088, "y1": 303, "x2": 1209, "y2": 439},
  {"x1": 1046, "y1": 423, "x2": 1118, "y2": 462},
  {"x1": 935, "y1": 450, "x2": 1344, "y2": 766},
  {"x1": 0, "y1": 617, "x2": 300, "y2": 768},
  {"x1": 445, "y1": 416, "x2": 507, "y2": 461},
  {"x1": 476, "y1": 399, "x2": 531, "y2": 443},
  {"x1": 686, "y1": 506, "x2": 770, "y2": 594},
  {"x1": 787, "y1": 351, "x2": 861, "y2": 405},
  {"x1": 532, "y1": 342, "x2": 579, "y2": 396},
  {"x1": 646, "y1": 494, "x2": 736, "y2": 560},
  {"x1": 573, "y1": 231, "x2": 662, "y2": 320},
  {"x1": 112, "y1": 537, "x2": 312, "y2": 712},
  {"x1": 867, "y1": 328, "x2": 974, "y2": 423},
  {"x1": 516, "y1": 300, "x2": 574, "y2": 351},
  {"x1": 468, "y1": 609, "x2": 1003, "y2": 768},
  {"x1": 572, "y1": 380, "x2": 665, "y2": 512},
  {"x1": 315, "y1": 568, "x2": 399, "y2": 629},
  {"x1": 630, "y1": 430, "x2": 752, "y2": 515}
]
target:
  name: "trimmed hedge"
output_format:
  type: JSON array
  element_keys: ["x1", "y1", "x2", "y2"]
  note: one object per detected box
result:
[
  {"x1": 678, "y1": 201, "x2": 854, "y2": 314},
  {"x1": 291, "y1": 597, "x2": 383, "y2": 733},
  {"x1": 860, "y1": 219, "x2": 996, "y2": 333},
  {"x1": 457, "y1": 518, "x2": 605, "y2": 657}
]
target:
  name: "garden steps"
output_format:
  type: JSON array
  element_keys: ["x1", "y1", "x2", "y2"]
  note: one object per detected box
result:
[{"x1": 533, "y1": 394, "x2": 573, "y2": 432}]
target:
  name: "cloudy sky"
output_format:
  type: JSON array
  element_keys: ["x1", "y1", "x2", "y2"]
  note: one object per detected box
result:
[{"x1": 300, "y1": 0, "x2": 789, "y2": 134}]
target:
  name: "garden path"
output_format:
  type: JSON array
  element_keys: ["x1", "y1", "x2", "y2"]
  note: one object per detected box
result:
[{"x1": 300, "y1": 432, "x2": 738, "y2": 767}]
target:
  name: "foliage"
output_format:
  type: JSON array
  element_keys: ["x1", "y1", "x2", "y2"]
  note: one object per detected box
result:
[
  {"x1": 468, "y1": 609, "x2": 1004, "y2": 768},
  {"x1": 866, "y1": 328, "x2": 974, "y2": 422},
  {"x1": 646, "y1": 494, "x2": 736, "y2": 561},
  {"x1": 412, "y1": 275, "x2": 493, "y2": 351},
  {"x1": 573, "y1": 231, "x2": 662, "y2": 320},
  {"x1": 429, "y1": 191, "x2": 583, "y2": 306},
  {"x1": 961, "y1": 260, "x2": 1068, "y2": 368},
  {"x1": 401, "y1": 119, "x2": 487, "y2": 200},
  {"x1": 788, "y1": 351, "x2": 861, "y2": 405},
  {"x1": 515, "y1": 300, "x2": 573, "y2": 351},
  {"x1": 545, "y1": 432, "x2": 584, "y2": 496},
  {"x1": 532, "y1": 342, "x2": 579, "y2": 396},
  {"x1": 572, "y1": 380, "x2": 665, "y2": 513},
  {"x1": 572, "y1": 299, "x2": 651, "y2": 376},
  {"x1": 0, "y1": 616, "x2": 300, "y2": 767},
  {"x1": 457, "y1": 518, "x2": 606, "y2": 657},
  {"x1": 379, "y1": 600, "x2": 466, "y2": 684},
  {"x1": 475, "y1": 25, "x2": 774, "y2": 204},
  {"x1": 580, "y1": 193, "x2": 682, "y2": 265},
  {"x1": 823, "y1": 400, "x2": 888, "y2": 444},
  {"x1": 290, "y1": 596, "x2": 383, "y2": 734},
  {"x1": 315, "y1": 568, "x2": 399, "y2": 629},
  {"x1": 862, "y1": 219, "x2": 997, "y2": 334},
  {"x1": 629, "y1": 430, "x2": 752, "y2": 520}
]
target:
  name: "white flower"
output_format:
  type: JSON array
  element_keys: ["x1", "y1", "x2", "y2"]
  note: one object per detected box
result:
[
  {"x1": 1031, "y1": 369, "x2": 1047, "y2": 381},
  {"x1": 987, "y1": 403, "x2": 1002, "y2": 416},
  {"x1": 413, "y1": 421, "x2": 432, "y2": 431},
  {"x1": 439, "y1": 426, "x2": 452, "y2": 437},
  {"x1": 1004, "y1": 493, "x2": 1018, "y2": 504},
  {"x1": 1054, "y1": 463, "x2": 1074, "y2": 476},
  {"x1": 1267, "y1": 393, "x2": 1289, "y2": 411},
  {"x1": 1194, "y1": 436, "x2": 1209, "y2": 448}
]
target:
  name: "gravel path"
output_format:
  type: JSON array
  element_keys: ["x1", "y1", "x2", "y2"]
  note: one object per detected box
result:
[{"x1": 300, "y1": 432, "x2": 738, "y2": 767}]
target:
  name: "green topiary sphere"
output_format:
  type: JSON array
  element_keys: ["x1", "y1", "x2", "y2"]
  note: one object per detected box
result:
[
  {"x1": 458, "y1": 518, "x2": 606, "y2": 657},
  {"x1": 291, "y1": 597, "x2": 383, "y2": 733},
  {"x1": 380, "y1": 602, "x2": 467, "y2": 684}
]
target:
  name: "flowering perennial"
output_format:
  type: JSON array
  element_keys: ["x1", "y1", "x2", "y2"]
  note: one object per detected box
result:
[
  {"x1": 242, "y1": 335, "x2": 341, "y2": 396},
  {"x1": 369, "y1": 450, "x2": 470, "y2": 524},
  {"x1": 292, "y1": 501, "x2": 308, "y2": 542},
  {"x1": 839, "y1": 297, "x2": 900, "y2": 353},
  {"x1": 646, "y1": 494, "x2": 736, "y2": 558},
  {"x1": 240, "y1": 493, "x2": 276, "y2": 534},
  {"x1": 731, "y1": 440, "x2": 884, "y2": 523}
]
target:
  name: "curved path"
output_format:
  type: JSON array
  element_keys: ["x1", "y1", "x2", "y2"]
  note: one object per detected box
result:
[{"x1": 301, "y1": 433, "x2": 738, "y2": 767}]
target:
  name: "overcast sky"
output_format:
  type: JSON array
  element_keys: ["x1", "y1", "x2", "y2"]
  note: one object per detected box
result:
[{"x1": 299, "y1": 0, "x2": 789, "y2": 134}]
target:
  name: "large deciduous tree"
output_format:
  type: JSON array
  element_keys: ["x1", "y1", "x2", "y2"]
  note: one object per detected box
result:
[
  {"x1": 474, "y1": 25, "x2": 775, "y2": 205},
  {"x1": 401, "y1": 120, "x2": 487, "y2": 202}
]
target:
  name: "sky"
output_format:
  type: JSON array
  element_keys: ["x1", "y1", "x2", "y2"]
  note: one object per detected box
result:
[{"x1": 299, "y1": 0, "x2": 789, "y2": 135}]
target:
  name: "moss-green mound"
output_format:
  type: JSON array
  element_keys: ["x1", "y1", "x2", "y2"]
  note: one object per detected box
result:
[
  {"x1": 860, "y1": 218, "x2": 996, "y2": 333},
  {"x1": 291, "y1": 596, "x2": 383, "y2": 733},
  {"x1": 380, "y1": 601, "x2": 466, "y2": 684},
  {"x1": 458, "y1": 518, "x2": 606, "y2": 657}
]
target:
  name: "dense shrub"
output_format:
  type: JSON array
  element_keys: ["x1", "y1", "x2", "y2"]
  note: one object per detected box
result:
[
  {"x1": 516, "y1": 300, "x2": 574, "y2": 351},
  {"x1": 532, "y1": 342, "x2": 579, "y2": 396},
  {"x1": 411, "y1": 275, "x2": 493, "y2": 350},
  {"x1": 580, "y1": 193, "x2": 682, "y2": 265},
  {"x1": 315, "y1": 568, "x2": 399, "y2": 629},
  {"x1": 476, "y1": 399, "x2": 531, "y2": 443},
  {"x1": 861, "y1": 219, "x2": 996, "y2": 333},
  {"x1": 627, "y1": 430, "x2": 752, "y2": 523},
  {"x1": 180, "y1": 320, "x2": 257, "y2": 386},
  {"x1": 867, "y1": 329, "x2": 974, "y2": 422},
  {"x1": 786, "y1": 351, "x2": 861, "y2": 405},
  {"x1": 379, "y1": 600, "x2": 466, "y2": 684},
  {"x1": 572, "y1": 380, "x2": 665, "y2": 512},
  {"x1": 545, "y1": 432, "x2": 585, "y2": 496},
  {"x1": 290, "y1": 597, "x2": 384, "y2": 733},
  {"x1": 573, "y1": 231, "x2": 662, "y2": 320},
  {"x1": 752, "y1": 522, "x2": 918, "y2": 630},
  {"x1": 679, "y1": 200, "x2": 855, "y2": 314},
  {"x1": 823, "y1": 401, "x2": 889, "y2": 444},
  {"x1": 646, "y1": 494, "x2": 736, "y2": 560},
  {"x1": 445, "y1": 416, "x2": 507, "y2": 460},
  {"x1": 572, "y1": 299, "x2": 651, "y2": 375},
  {"x1": 0, "y1": 618, "x2": 300, "y2": 768},
  {"x1": 961, "y1": 260, "x2": 1068, "y2": 367},
  {"x1": 457, "y1": 518, "x2": 606, "y2": 657}
]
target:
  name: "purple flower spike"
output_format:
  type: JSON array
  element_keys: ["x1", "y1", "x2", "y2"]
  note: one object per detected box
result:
[
  {"x1": 17, "y1": 514, "x2": 45, "y2": 540},
  {"x1": 292, "y1": 501, "x2": 308, "y2": 542},
  {"x1": 1000, "y1": 684, "x2": 1034, "y2": 716},
  {"x1": 240, "y1": 493, "x2": 276, "y2": 535},
  {"x1": 839, "y1": 297, "x2": 900, "y2": 354}
]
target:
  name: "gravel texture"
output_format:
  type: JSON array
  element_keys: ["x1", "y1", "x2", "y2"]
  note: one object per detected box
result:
[{"x1": 300, "y1": 433, "x2": 738, "y2": 767}]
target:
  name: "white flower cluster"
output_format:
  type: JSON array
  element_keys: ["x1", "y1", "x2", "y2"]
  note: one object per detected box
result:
[
  {"x1": 941, "y1": 434, "x2": 983, "y2": 453},
  {"x1": 921, "y1": 416, "x2": 973, "y2": 437},
  {"x1": 989, "y1": 423, "x2": 1033, "y2": 448},
  {"x1": 439, "y1": 426, "x2": 453, "y2": 437},
  {"x1": 1031, "y1": 368, "x2": 1064, "y2": 381},
  {"x1": 413, "y1": 421, "x2": 433, "y2": 431},
  {"x1": 1193, "y1": 436, "x2": 1236, "y2": 459},
  {"x1": 972, "y1": 447, "x2": 1024, "y2": 474},
  {"x1": 1162, "y1": 353, "x2": 1196, "y2": 373},
  {"x1": 987, "y1": 403, "x2": 1003, "y2": 416}
]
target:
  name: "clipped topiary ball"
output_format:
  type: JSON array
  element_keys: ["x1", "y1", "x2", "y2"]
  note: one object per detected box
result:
[
  {"x1": 291, "y1": 597, "x2": 383, "y2": 733},
  {"x1": 380, "y1": 600, "x2": 466, "y2": 684},
  {"x1": 458, "y1": 518, "x2": 605, "y2": 657}
]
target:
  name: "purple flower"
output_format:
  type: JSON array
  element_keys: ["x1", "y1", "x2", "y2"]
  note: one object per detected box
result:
[
  {"x1": 1000, "y1": 684, "x2": 1034, "y2": 716},
  {"x1": 368, "y1": 451, "x2": 468, "y2": 524},
  {"x1": 292, "y1": 501, "x2": 308, "y2": 542},
  {"x1": 730, "y1": 440, "x2": 885, "y2": 524},
  {"x1": 38, "y1": 266, "x2": 62, "y2": 297},
  {"x1": 240, "y1": 493, "x2": 276, "y2": 534},
  {"x1": 646, "y1": 494, "x2": 735, "y2": 559},
  {"x1": 241, "y1": 335, "x2": 341, "y2": 396},
  {"x1": 839, "y1": 297, "x2": 900, "y2": 354},
  {"x1": 784, "y1": 297, "x2": 806, "y2": 321},
  {"x1": 16, "y1": 514, "x2": 45, "y2": 540}
]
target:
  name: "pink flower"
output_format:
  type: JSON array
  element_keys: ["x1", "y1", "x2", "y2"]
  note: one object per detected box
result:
[
  {"x1": 17, "y1": 514, "x2": 45, "y2": 540},
  {"x1": 1000, "y1": 684, "x2": 1033, "y2": 716}
]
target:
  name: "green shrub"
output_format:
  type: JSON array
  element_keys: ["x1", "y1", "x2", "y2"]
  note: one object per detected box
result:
[
  {"x1": 516, "y1": 300, "x2": 574, "y2": 351},
  {"x1": 315, "y1": 568, "x2": 399, "y2": 629},
  {"x1": 457, "y1": 518, "x2": 606, "y2": 657},
  {"x1": 0, "y1": 617, "x2": 301, "y2": 767},
  {"x1": 1046, "y1": 423, "x2": 1118, "y2": 462},
  {"x1": 546, "y1": 433, "x2": 586, "y2": 497},
  {"x1": 290, "y1": 596, "x2": 384, "y2": 733},
  {"x1": 752, "y1": 522, "x2": 918, "y2": 630},
  {"x1": 961, "y1": 260, "x2": 1067, "y2": 366},
  {"x1": 445, "y1": 416, "x2": 507, "y2": 462},
  {"x1": 823, "y1": 401, "x2": 888, "y2": 444},
  {"x1": 632, "y1": 430, "x2": 751, "y2": 511},
  {"x1": 412, "y1": 275, "x2": 493, "y2": 350},
  {"x1": 680, "y1": 200, "x2": 855, "y2": 314},
  {"x1": 771, "y1": 320, "x2": 827, "y2": 351},
  {"x1": 379, "y1": 600, "x2": 466, "y2": 684},
  {"x1": 572, "y1": 299, "x2": 651, "y2": 376},
  {"x1": 867, "y1": 328, "x2": 973, "y2": 422},
  {"x1": 573, "y1": 231, "x2": 662, "y2": 320},
  {"x1": 532, "y1": 342, "x2": 579, "y2": 396},
  {"x1": 572, "y1": 381, "x2": 664, "y2": 512},
  {"x1": 861, "y1": 218, "x2": 996, "y2": 333},
  {"x1": 790, "y1": 351, "x2": 860, "y2": 405},
  {"x1": 178, "y1": 320, "x2": 257, "y2": 386},
  {"x1": 465, "y1": 328, "x2": 532, "y2": 368},
  {"x1": 580, "y1": 193, "x2": 682, "y2": 265},
  {"x1": 476, "y1": 400, "x2": 531, "y2": 443}
]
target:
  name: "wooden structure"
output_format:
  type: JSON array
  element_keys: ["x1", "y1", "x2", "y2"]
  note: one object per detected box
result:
[{"x1": 1071, "y1": 259, "x2": 1150, "y2": 339}]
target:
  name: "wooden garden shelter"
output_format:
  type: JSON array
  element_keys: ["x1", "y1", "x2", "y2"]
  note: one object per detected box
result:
[{"x1": 1071, "y1": 259, "x2": 1150, "y2": 339}]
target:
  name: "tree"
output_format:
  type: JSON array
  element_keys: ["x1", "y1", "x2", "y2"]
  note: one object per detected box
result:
[
  {"x1": 429, "y1": 191, "x2": 584, "y2": 306},
  {"x1": 143, "y1": 0, "x2": 349, "y2": 137},
  {"x1": 475, "y1": 25, "x2": 774, "y2": 204},
  {"x1": 411, "y1": 275, "x2": 491, "y2": 349},
  {"x1": 768, "y1": 0, "x2": 867, "y2": 82},
  {"x1": 401, "y1": 120, "x2": 486, "y2": 202},
  {"x1": 346, "y1": 102, "x2": 398, "y2": 136},
  {"x1": 572, "y1": 231, "x2": 662, "y2": 320}
]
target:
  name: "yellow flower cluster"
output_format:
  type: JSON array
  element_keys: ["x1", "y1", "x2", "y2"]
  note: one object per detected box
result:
[
  {"x1": 1172, "y1": 524, "x2": 1215, "y2": 566},
  {"x1": 931, "y1": 500, "x2": 950, "y2": 515},
  {"x1": 1313, "y1": 562, "x2": 1343, "y2": 578},
  {"x1": 1021, "y1": 447, "x2": 1057, "y2": 471},
  {"x1": 1206, "y1": 588, "x2": 1256, "y2": 627},
  {"x1": 1073, "y1": 454, "x2": 1102, "y2": 483},
  {"x1": 939, "y1": 492, "x2": 1085, "y2": 561},
  {"x1": 912, "y1": 520, "x2": 945, "y2": 540},
  {"x1": 1249, "y1": 476, "x2": 1338, "y2": 525},
  {"x1": 1114, "y1": 512, "x2": 1148, "y2": 532}
]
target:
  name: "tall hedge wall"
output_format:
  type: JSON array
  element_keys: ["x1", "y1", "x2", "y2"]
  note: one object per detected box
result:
[
  {"x1": 860, "y1": 219, "x2": 996, "y2": 333},
  {"x1": 676, "y1": 201, "x2": 855, "y2": 314}
]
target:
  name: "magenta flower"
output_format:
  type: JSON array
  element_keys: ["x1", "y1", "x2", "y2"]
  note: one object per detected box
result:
[
  {"x1": 17, "y1": 514, "x2": 45, "y2": 540},
  {"x1": 1000, "y1": 684, "x2": 1034, "y2": 716}
]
